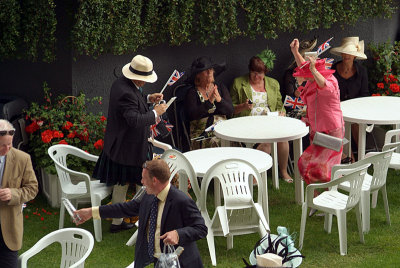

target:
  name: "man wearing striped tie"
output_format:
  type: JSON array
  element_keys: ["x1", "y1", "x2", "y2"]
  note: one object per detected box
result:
[{"x1": 75, "y1": 159, "x2": 207, "y2": 268}]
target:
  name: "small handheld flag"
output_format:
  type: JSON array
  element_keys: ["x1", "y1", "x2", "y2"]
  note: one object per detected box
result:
[
  {"x1": 317, "y1": 37, "x2": 333, "y2": 56},
  {"x1": 160, "y1": 70, "x2": 185, "y2": 94},
  {"x1": 167, "y1": 70, "x2": 185, "y2": 86},
  {"x1": 284, "y1": 95, "x2": 305, "y2": 110},
  {"x1": 325, "y1": 58, "x2": 334, "y2": 69}
]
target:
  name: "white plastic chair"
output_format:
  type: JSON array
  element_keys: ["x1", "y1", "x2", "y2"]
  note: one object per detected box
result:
[
  {"x1": 18, "y1": 228, "x2": 94, "y2": 268},
  {"x1": 383, "y1": 129, "x2": 400, "y2": 171},
  {"x1": 383, "y1": 129, "x2": 400, "y2": 175},
  {"x1": 370, "y1": 131, "x2": 400, "y2": 208},
  {"x1": 337, "y1": 150, "x2": 393, "y2": 233},
  {"x1": 48, "y1": 145, "x2": 113, "y2": 242},
  {"x1": 161, "y1": 149, "x2": 200, "y2": 201},
  {"x1": 200, "y1": 159, "x2": 270, "y2": 266},
  {"x1": 299, "y1": 163, "x2": 370, "y2": 255}
]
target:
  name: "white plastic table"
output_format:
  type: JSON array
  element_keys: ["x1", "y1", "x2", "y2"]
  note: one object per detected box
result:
[
  {"x1": 341, "y1": 96, "x2": 400, "y2": 160},
  {"x1": 183, "y1": 147, "x2": 272, "y2": 221},
  {"x1": 214, "y1": 116, "x2": 309, "y2": 204}
]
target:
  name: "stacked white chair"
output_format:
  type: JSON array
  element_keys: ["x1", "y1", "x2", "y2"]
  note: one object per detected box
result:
[
  {"x1": 299, "y1": 164, "x2": 370, "y2": 255},
  {"x1": 337, "y1": 150, "x2": 393, "y2": 233},
  {"x1": 48, "y1": 145, "x2": 113, "y2": 242},
  {"x1": 200, "y1": 159, "x2": 270, "y2": 266},
  {"x1": 18, "y1": 228, "x2": 94, "y2": 268}
]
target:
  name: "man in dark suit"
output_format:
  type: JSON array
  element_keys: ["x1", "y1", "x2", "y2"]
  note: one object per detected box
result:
[
  {"x1": 93, "y1": 55, "x2": 168, "y2": 233},
  {"x1": 0, "y1": 119, "x2": 38, "y2": 267},
  {"x1": 76, "y1": 159, "x2": 207, "y2": 268}
]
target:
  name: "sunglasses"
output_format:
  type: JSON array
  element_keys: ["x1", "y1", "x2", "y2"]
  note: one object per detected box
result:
[{"x1": 0, "y1": 130, "x2": 15, "y2": 136}]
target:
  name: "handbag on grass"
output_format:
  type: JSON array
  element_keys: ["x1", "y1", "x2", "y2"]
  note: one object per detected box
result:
[{"x1": 312, "y1": 89, "x2": 344, "y2": 152}]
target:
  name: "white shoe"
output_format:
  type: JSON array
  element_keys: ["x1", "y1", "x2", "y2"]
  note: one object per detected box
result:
[{"x1": 308, "y1": 208, "x2": 317, "y2": 217}]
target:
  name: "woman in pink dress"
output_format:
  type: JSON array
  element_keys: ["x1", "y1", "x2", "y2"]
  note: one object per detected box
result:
[{"x1": 290, "y1": 39, "x2": 344, "y2": 193}]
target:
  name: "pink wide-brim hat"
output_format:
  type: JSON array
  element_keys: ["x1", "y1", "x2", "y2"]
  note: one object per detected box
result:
[{"x1": 293, "y1": 59, "x2": 335, "y2": 78}]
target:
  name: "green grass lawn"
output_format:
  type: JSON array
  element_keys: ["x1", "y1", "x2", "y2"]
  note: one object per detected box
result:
[{"x1": 20, "y1": 169, "x2": 400, "y2": 267}]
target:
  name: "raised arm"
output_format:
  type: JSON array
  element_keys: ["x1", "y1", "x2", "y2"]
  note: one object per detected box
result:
[
  {"x1": 309, "y1": 56, "x2": 326, "y2": 88},
  {"x1": 290, "y1": 39, "x2": 306, "y2": 67}
]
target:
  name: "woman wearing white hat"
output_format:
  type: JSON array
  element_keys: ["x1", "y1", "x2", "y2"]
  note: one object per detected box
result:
[
  {"x1": 330, "y1": 37, "x2": 369, "y2": 163},
  {"x1": 93, "y1": 55, "x2": 167, "y2": 233},
  {"x1": 330, "y1": 36, "x2": 369, "y2": 101}
]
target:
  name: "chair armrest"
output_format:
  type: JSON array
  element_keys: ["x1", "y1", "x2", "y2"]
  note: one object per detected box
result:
[
  {"x1": 306, "y1": 163, "x2": 370, "y2": 204},
  {"x1": 18, "y1": 234, "x2": 57, "y2": 266},
  {"x1": 148, "y1": 137, "x2": 172, "y2": 150},
  {"x1": 384, "y1": 129, "x2": 400, "y2": 144},
  {"x1": 331, "y1": 157, "x2": 372, "y2": 181},
  {"x1": 73, "y1": 150, "x2": 99, "y2": 162},
  {"x1": 382, "y1": 141, "x2": 400, "y2": 152},
  {"x1": 54, "y1": 162, "x2": 92, "y2": 190}
]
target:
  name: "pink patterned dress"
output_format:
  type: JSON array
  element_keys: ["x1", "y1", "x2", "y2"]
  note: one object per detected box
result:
[{"x1": 298, "y1": 75, "x2": 344, "y2": 184}]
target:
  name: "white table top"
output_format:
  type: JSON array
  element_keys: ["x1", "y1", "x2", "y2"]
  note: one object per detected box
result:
[
  {"x1": 214, "y1": 116, "x2": 309, "y2": 143},
  {"x1": 183, "y1": 147, "x2": 272, "y2": 176},
  {"x1": 341, "y1": 96, "x2": 400, "y2": 124}
]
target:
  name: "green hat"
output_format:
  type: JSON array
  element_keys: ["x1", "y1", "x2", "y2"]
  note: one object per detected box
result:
[{"x1": 257, "y1": 48, "x2": 276, "y2": 71}]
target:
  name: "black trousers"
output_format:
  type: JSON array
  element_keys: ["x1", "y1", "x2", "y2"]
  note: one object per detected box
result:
[{"x1": 0, "y1": 228, "x2": 18, "y2": 268}]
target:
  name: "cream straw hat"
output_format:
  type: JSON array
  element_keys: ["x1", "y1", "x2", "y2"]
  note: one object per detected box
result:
[
  {"x1": 122, "y1": 55, "x2": 158, "y2": 82},
  {"x1": 330, "y1": 37, "x2": 367, "y2": 60}
]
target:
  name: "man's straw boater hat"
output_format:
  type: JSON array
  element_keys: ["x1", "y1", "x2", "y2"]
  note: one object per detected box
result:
[{"x1": 122, "y1": 55, "x2": 158, "y2": 83}]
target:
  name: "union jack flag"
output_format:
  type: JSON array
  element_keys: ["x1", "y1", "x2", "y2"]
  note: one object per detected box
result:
[
  {"x1": 284, "y1": 95, "x2": 305, "y2": 110},
  {"x1": 167, "y1": 70, "x2": 185, "y2": 86},
  {"x1": 325, "y1": 58, "x2": 334, "y2": 69},
  {"x1": 150, "y1": 120, "x2": 173, "y2": 138},
  {"x1": 317, "y1": 37, "x2": 333, "y2": 56}
]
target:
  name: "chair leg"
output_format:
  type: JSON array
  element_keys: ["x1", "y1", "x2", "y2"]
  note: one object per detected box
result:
[
  {"x1": 299, "y1": 203, "x2": 308, "y2": 250},
  {"x1": 227, "y1": 234, "x2": 233, "y2": 250},
  {"x1": 59, "y1": 201, "x2": 66, "y2": 229},
  {"x1": 206, "y1": 231, "x2": 217, "y2": 266},
  {"x1": 324, "y1": 213, "x2": 333, "y2": 233},
  {"x1": 126, "y1": 230, "x2": 138, "y2": 246},
  {"x1": 336, "y1": 211, "x2": 347, "y2": 255},
  {"x1": 355, "y1": 204, "x2": 364, "y2": 244},
  {"x1": 371, "y1": 190, "x2": 379, "y2": 208},
  {"x1": 92, "y1": 195, "x2": 103, "y2": 242},
  {"x1": 381, "y1": 185, "x2": 391, "y2": 226},
  {"x1": 361, "y1": 190, "x2": 370, "y2": 233}
]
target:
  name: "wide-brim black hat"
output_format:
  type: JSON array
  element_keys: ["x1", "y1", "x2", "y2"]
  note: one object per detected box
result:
[{"x1": 187, "y1": 56, "x2": 226, "y2": 82}]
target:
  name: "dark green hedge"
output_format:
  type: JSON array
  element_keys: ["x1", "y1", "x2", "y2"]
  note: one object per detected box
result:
[
  {"x1": 0, "y1": 0, "x2": 396, "y2": 62},
  {"x1": 0, "y1": 0, "x2": 56, "y2": 62}
]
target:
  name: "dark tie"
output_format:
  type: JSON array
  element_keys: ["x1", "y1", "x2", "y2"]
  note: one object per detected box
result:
[{"x1": 148, "y1": 196, "x2": 158, "y2": 260}]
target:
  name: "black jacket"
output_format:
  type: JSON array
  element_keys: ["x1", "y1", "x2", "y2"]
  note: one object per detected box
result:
[{"x1": 103, "y1": 76, "x2": 155, "y2": 166}]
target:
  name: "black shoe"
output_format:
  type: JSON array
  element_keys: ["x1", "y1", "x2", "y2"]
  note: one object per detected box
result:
[
  {"x1": 109, "y1": 221, "x2": 134, "y2": 233},
  {"x1": 341, "y1": 157, "x2": 352, "y2": 164}
]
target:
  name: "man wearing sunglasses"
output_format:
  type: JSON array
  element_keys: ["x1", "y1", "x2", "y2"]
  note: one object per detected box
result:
[
  {"x1": 0, "y1": 119, "x2": 38, "y2": 267},
  {"x1": 75, "y1": 159, "x2": 207, "y2": 268}
]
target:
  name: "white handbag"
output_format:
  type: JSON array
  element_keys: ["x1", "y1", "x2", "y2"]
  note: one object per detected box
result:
[{"x1": 313, "y1": 131, "x2": 343, "y2": 152}]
